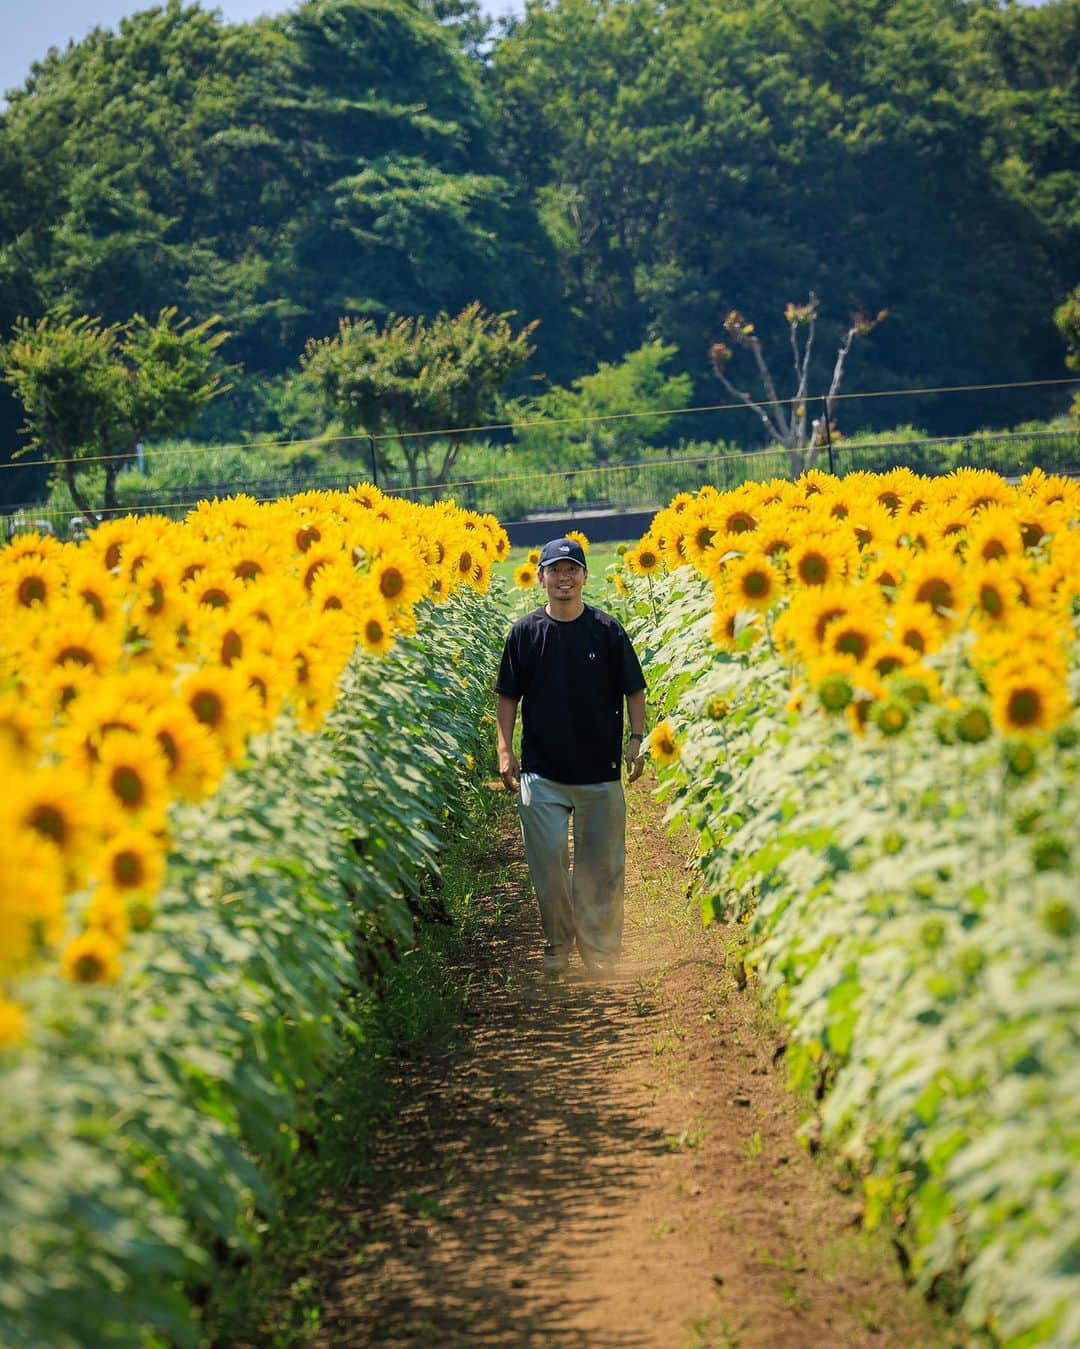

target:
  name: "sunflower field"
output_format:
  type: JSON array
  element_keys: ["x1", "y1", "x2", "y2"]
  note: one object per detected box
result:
[
  {"x1": 0, "y1": 487, "x2": 508, "y2": 1346},
  {"x1": 618, "y1": 467, "x2": 1079, "y2": 1348}
]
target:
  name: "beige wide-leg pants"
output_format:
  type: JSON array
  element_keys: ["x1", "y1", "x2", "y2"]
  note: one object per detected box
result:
[{"x1": 518, "y1": 772, "x2": 626, "y2": 968}]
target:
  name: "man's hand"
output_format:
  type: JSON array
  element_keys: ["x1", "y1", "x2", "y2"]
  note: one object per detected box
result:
[
  {"x1": 624, "y1": 747, "x2": 645, "y2": 783},
  {"x1": 499, "y1": 751, "x2": 521, "y2": 793}
]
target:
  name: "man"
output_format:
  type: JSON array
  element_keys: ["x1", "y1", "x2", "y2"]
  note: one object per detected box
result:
[{"x1": 496, "y1": 537, "x2": 647, "y2": 976}]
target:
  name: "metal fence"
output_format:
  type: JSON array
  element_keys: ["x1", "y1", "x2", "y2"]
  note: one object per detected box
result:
[{"x1": 5, "y1": 429, "x2": 1078, "y2": 541}]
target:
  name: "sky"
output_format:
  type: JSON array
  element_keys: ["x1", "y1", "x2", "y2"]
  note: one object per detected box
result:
[{"x1": 0, "y1": 0, "x2": 525, "y2": 103}]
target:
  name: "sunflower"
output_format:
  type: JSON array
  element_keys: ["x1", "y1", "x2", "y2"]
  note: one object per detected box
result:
[
  {"x1": 83, "y1": 516, "x2": 142, "y2": 572},
  {"x1": 60, "y1": 929, "x2": 122, "y2": 984},
  {"x1": 989, "y1": 665, "x2": 1070, "y2": 736},
  {"x1": 95, "y1": 731, "x2": 170, "y2": 825},
  {"x1": 965, "y1": 506, "x2": 1023, "y2": 564},
  {"x1": 950, "y1": 467, "x2": 1013, "y2": 517},
  {"x1": 624, "y1": 541, "x2": 663, "y2": 576},
  {"x1": 871, "y1": 698, "x2": 910, "y2": 737},
  {"x1": 514, "y1": 563, "x2": 538, "y2": 589},
  {"x1": 1, "y1": 553, "x2": 65, "y2": 611},
  {"x1": 898, "y1": 552, "x2": 965, "y2": 621},
  {"x1": 648, "y1": 720, "x2": 680, "y2": 765},
  {"x1": 788, "y1": 536, "x2": 845, "y2": 588},
  {"x1": 180, "y1": 666, "x2": 262, "y2": 764},
  {"x1": 727, "y1": 550, "x2": 783, "y2": 611},
  {"x1": 775, "y1": 582, "x2": 857, "y2": 659},
  {"x1": 145, "y1": 702, "x2": 226, "y2": 800},
  {"x1": 565, "y1": 529, "x2": 590, "y2": 554},
  {"x1": 97, "y1": 826, "x2": 167, "y2": 902},
  {"x1": 369, "y1": 545, "x2": 429, "y2": 608},
  {"x1": 64, "y1": 553, "x2": 122, "y2": 624},
  {"x1": 963, "y1": 559, "x2": 1023, "y2": 630},
  {"x1": 184, "y1": 563, "x2": 243, "y2": 612},
  {"x1": 823, "y1": 612, "x2": 881, "y2": 663},
  {"x1": 9, "y1": 765, "x2": 98, "y2": 877},
  {"x1": 30, "y1": 601, "x2": 123, "y2": 676},
  {"x1": 862, "y1": 639, "x2": 916, "y2": 681},
  {"x1": 889, "y1": 601, "x2": 944, "y2": 658},
  {"x1": 357, "y1": 606, "x2": 395, "y2": 657}
]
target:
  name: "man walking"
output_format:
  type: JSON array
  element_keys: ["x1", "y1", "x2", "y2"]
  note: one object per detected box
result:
[{"x1": 496, "y1": 537, "x2": 647, "y2": 976}]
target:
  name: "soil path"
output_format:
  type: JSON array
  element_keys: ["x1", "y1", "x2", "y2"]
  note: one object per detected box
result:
[{"x1": 307, "y1": 787, "x2": 959, "y2": 1348}]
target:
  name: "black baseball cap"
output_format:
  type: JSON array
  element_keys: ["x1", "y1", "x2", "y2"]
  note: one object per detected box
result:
[{"x1": 538, "y1": 537, "x2": 587, "y2": 569}]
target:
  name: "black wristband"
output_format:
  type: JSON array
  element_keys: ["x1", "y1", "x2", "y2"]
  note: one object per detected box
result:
[{"x1": 628, "y1": 733, "x2": 643, "y2": 742}]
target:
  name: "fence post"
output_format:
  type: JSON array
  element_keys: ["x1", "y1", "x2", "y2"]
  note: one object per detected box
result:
[
  {"x1": 822, "y1": 398, "x2": 835, "y2": 475},
  {"x1": 367, "y1": 435, "x2": 378, "y2": 488}
]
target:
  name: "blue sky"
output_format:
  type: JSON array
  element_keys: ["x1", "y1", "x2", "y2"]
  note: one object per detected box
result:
[{"x1": 1, "y1": 0, "x2": 525, "y2": 103}]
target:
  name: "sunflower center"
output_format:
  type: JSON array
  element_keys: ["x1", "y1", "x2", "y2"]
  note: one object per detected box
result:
[
  {"x1": 797, "y1": 551, "x2": 829, "y2": 585},
  {"x1": 915, "y1": 578, "x2": 954, "y2": 615},
  {"x1": 73, "y1": 953, "x2": 108, "y2": 983},
  {"x1": 365, "y1": 618, "x2": 386, "y2": 645},
  {"x1": 834, "y1": 629, "x2": 870, "y2": 660},
  {"x1": 80, "y1": 589, "x2": 107, "y2": 620},
  {"x1": 726, "y1": 513, "x2": 754, "y2": 534},
  {"x1": 979, "y1": 584, "x2": 1004, "y2": 618},
  {"x1": 111, "y1": 766, "x2": 146, "y2": 809},
  {"x1": 1006, "y1": 688, "x2": 1041, "y2": 728},
  {"x1": 191, "y1": 690, "x2": 224, "y2": 728},
  {"x1": 156, "y1": 730, "x2": 179, "y2": 768},
  {"x1": 146, "y1": 581, "x2": 166, "y2": 615},
  {"x1": 741, "y1": 569, "x2": 771, "y2": 599},
  {"x1": 112, "y1": 850, "x2": 145, "y2": 888},
  {"x1": 380, "y1": 567, "x2": 406, "y2": 599},
  {"x1": 200, "y1": 587, "x2": 230, "y2": 609},
  {"x1": 17, "y1": 575, "x2": 46, "y2": 606},
  {"x1": 220, "y1": 631, "x2": 243, "y2": 666},
  {"x1": 27, "y1": 804, "x2": 69, "y2": 846},
  {"x1": 56, "y1": 644, "x2": 95, "y2": 668},
  {"x1": 980, "y1": 540, "x2": 1006, "y2": 562},
  {"x1": 296, "y1": 526, "x2": 321, "y2": 553}
]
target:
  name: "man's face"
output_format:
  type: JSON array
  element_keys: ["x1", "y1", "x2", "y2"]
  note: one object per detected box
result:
[{"x1": 540, "y1": 560, "x2": 586, "y2": 603}]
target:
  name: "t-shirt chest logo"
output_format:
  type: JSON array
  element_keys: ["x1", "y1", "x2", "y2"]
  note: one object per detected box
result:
[{"x1": 588, "y1": 651, "x2": 597, "y2": 661}]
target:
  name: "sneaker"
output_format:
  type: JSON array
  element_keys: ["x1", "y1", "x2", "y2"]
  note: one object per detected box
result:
[{"x1": 543, "y1": 952, "x2": 570, "y2": 977}]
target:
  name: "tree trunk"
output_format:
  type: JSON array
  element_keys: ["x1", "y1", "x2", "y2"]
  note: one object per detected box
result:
[
  {"x1": 103, "y1": 458, "x2": 121, "y2": 513},
  {"x1": 64, "y1": 459, "x2": 95, "y2": 524}
]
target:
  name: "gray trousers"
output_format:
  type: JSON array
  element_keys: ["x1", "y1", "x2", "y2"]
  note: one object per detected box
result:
[{"x1": 517, "y1": 772, "x2": 626, "y2": 965}]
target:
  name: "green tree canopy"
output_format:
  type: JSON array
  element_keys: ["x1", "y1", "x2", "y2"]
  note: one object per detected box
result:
[
  {"x1": 490, "y1": 0, "x2": 1080, "y2": 434},
  {"x1": 508, "y1": 340, "x2": 694, "y2": 466},
  {"x1": 1, "y1": 307, "x2": 231, "y2": 517},
  {"x1": 300, "y1": 302, "x2": 537, "y2": 485},
  {"x1": 0, "y1": 0, "x2": 560, "y2": 391}
]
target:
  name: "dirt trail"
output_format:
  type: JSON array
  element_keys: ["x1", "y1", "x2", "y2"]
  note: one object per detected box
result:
[{"x1": 307, "y1": 787, "x2": 960, "y2": 1349}]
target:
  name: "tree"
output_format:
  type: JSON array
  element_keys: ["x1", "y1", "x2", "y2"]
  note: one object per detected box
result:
[
  {"x1": 300, "y1": 302, "x2": 537, "y2": 486},
  {"x1": 490, "y1": 0, "x2": 1077, "y2": 432},
  {"x1": 1, "y1": 307, "x2": 231, "y2": 519},
  {"x1": 1054, "y1": 284, "x2": 1080, "y2": 426},
  {"x1": 708, "y1": 295, "x2": 886, "y2": 475},
  {"x1": 508, "y1": 340, "x2": 693, "y2": 466}
]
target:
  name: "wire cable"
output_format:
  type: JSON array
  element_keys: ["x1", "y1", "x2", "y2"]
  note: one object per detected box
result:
[{"x1": 1, "y1": 374, "x2": 1077, "y2": 475}]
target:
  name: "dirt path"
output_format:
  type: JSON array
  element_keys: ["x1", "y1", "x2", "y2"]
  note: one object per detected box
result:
[{"x1": 305, "y1": 787, "x2": 961, "y2": 1348}]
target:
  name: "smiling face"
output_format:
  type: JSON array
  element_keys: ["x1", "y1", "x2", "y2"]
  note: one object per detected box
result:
[{"x1": 539, "y1": 559, "x2": 587, "y2": 612}]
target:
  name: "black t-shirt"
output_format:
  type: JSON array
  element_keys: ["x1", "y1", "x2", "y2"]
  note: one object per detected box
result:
[{"x1": 496, "y1": 604, "x2": 646, "y2": 784}]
